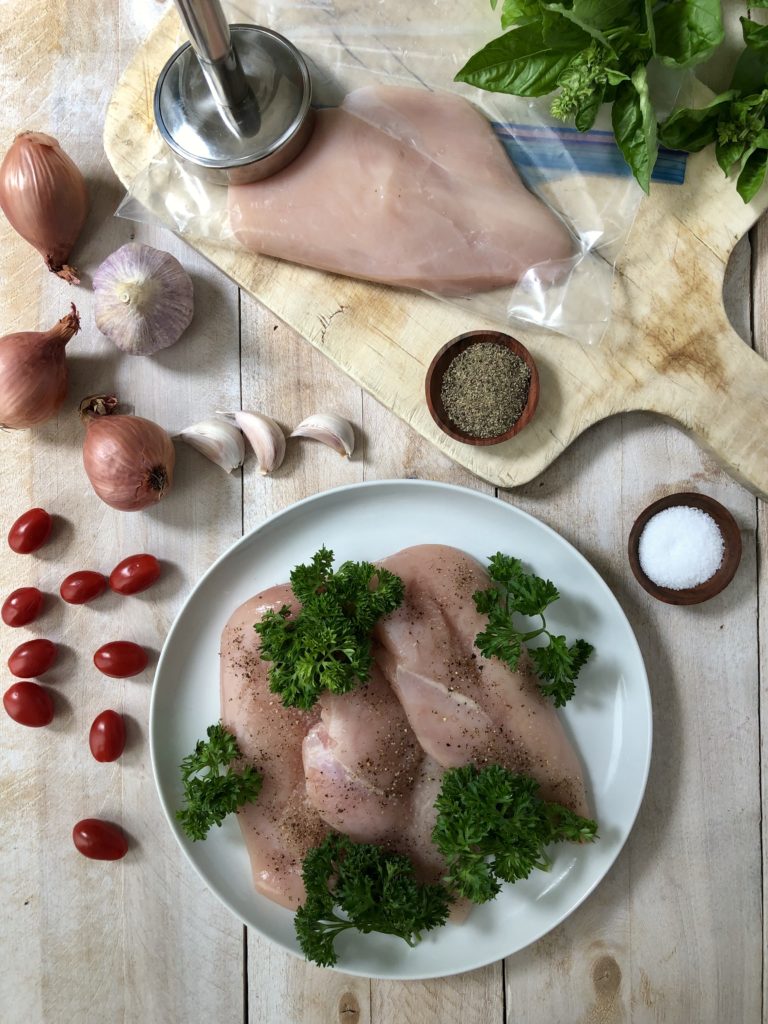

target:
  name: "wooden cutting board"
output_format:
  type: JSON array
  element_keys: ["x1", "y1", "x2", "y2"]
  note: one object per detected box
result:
[{"x1": 103, "y1": 8, "x2": 768, "y2": 498}]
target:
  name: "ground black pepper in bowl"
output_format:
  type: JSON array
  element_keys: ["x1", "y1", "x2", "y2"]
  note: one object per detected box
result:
[{"x1": 440, "y1": 343, "x2": 531, "y2": 439}]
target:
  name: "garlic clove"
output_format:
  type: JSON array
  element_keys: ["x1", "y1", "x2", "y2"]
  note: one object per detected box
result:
[
  {"x1": 219, "y1": 411, "x2": 286, "y2": 475},
  {"x1": 290, "y1": 413, "x2": 355, "y2": 458},
  {"x1": 177, "y1": 418, "x2": 245, "y2": 474},
  {"x1": 93, "y1": 243, "x2": 194, "y2": 356}
]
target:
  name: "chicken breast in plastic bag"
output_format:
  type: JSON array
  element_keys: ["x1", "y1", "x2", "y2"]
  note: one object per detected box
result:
[{"x1": 228, "y1": 85, "x2": 574, "y2": 295}]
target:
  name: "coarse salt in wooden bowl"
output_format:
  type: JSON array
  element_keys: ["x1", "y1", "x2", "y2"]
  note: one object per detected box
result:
[
  {"x1": 628, "y1": 491, "x2": 742, "y2": 605},
  {"x1": 425, "y1": 330, "x2": 539, "y2": 446}
]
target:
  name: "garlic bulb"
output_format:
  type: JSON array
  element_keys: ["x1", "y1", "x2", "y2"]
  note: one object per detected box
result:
[
  {"x1": 178, "y1": 418, "x2": 245, "y2": 473},
  {"x1": 93, "y1": 243, "x2": 194, "y2": 356},
  {"x1": 290, "y1": 413, "x2": 355, "y2": 458},
  {"x1": 219, "y1": 411, "x2": 286, "y2": 475}
]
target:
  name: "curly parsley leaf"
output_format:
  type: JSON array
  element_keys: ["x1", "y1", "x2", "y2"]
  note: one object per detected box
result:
[
  {"x1": 176, "y1": 723, "x2": 262, "y2": 841},
  {"x1": 474, "y1": 552, "x2": 594, "y2": 707},
  {"x1": 254, "y1": 546, "x2": 405, "y2": 710},
  {"x1": 295, "y1": 833, "x2": 452, "y2": 967},
  {"x1": 432, "y1": 764, "x2": 598, "y2": 904},
  {"x1": 530, "y1": 636, "x2": 594, "y2": 706}
]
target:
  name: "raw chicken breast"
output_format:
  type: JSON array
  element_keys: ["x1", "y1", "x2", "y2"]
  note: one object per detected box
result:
[
  {"x1": 303, "y1": 666, "x2": 469, "y2": 918},
  {"x1": 302, "y1": 665, "x2": 421, "y2": 843},
  {"x1": 374, "y1": 545, "x2": 590, "y2": 817},
  {"x1": 229, "y1": 85, "x2": 574, "y2": 295},
  {"x1": 220, "y1": 585, "x2": 327, "y2": 909}
]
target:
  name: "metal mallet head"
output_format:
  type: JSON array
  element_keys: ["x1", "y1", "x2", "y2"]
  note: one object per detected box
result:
[{"x1": 154, "y1": 0, "x2": 313, "y2": 185}]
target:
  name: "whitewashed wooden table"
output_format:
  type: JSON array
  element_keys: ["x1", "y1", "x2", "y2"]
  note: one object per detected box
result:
[{"x1": 0, "y1": 3, "x2": 764, "y2": 1022}]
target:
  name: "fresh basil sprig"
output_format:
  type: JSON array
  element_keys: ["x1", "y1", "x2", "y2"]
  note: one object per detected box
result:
[
  {"x1": 457, "y1": 0, "x2": 724, "y2": 192},
  {"x1": 659, "y1": 14, "x2": 768, "y2": 203}
]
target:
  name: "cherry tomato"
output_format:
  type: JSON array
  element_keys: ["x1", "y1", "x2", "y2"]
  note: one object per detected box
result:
[
  {"x1": 8, "y1": 638, "x2": 57, "y2": 678},
  {"x1": 7, "y1": 507, "x2": 52, "y2": 554},
  {"x1": 93, "y1": 641, "x2": 148, "y2": 678},
  {"x1": 89, "y1": 710, "x2": 126, "y2": 762},
  {"x1": 2, "y1": 587, "x2": 43, "y2": 627},
  {"x1": 60, "y1": 570, "x2": 107, "y2": 605},
  {"x1": 72, "y1": 818, "x2": 128, "y2": 860},
  {"x1": 109, "y1": 553, "x2": 161, "y2": 596},
  {"x1": 3, "y1": 681, "x2": 54, "y2": 726}
]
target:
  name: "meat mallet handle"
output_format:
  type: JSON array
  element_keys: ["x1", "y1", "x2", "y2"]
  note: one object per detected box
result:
[{"x1": 173, "y1": 0, "x2": 250, "y2": 110}]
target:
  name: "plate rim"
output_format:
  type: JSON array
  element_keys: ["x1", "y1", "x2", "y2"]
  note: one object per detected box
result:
[{"x1": 149, "y1": 478, "x2": 652, "y2": 979}]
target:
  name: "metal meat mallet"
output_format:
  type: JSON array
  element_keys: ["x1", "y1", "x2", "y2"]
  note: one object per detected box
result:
[{"x1": 154, "y1": 0, "x2": 313, "y2": 185}]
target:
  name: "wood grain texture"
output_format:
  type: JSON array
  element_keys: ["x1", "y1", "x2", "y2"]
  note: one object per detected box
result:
[
  {"x1": 0, "y1": 3, "x2": 245, "y2": 1023},
  {"x1": 497, "y1": 236, "x2": 761, "y2": 1024},
  {"x1": 102, "y1": 7, "x2": 768, "y2": 497},
  {"x1": 238, "y1": 296, "x2": 504, "y2": 1024},
  {"x1": 0, "y1": 1, "x2": 765, "y2": 1022},
  {"x1": 750, "y1": 214, "x2": 768, "y2": 1024}
]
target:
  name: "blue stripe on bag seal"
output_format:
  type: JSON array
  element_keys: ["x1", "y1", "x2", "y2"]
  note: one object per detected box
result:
[{"x1": 492, "y1": 122, "x2": 687, "y2": 185}]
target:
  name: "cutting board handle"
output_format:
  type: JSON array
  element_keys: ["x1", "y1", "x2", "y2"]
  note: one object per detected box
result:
[{"x1": 654, "y1": 323, "x2": 768, "y2": 499}]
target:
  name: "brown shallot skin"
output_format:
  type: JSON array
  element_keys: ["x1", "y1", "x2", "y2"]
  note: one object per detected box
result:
[
  {"x1": 80, "y1": 395, "x2": 175, "y2": 512},
  {"x1": 0, "y1": 305, "x2": 80, "y2": 429},
  {"x1": 0, "y1": 132, "x2": 88, "y2": 284}
]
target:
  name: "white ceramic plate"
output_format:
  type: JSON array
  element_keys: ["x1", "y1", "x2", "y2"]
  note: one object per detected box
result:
[{"x1": 151, "y1": 480, "x2": 651, "y2": 980}]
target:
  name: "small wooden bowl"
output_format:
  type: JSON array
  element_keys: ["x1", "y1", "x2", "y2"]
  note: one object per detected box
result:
[
  {"x1": 628, "y1": 492, "x2": 742, "y2": 605},
  {"x1": 425, "y1": 330, "x2": 539, "y2": 446}
]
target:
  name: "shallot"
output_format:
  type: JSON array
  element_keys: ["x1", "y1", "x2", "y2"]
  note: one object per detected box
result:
[
  {"x1": 0, "y1": 305, "x2": 80, "y2": 428},
  {"x1": 80, "y1": 394, "x2": 175, "y2": 512},
  {"x1": 0, "y1": 132, "x2": 88, "y2": 283}
]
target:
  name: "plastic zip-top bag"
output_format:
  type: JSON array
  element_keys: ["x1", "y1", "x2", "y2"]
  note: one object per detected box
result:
[{"x1": 117, "y1": 0, "x2": 688, "y2": 344}]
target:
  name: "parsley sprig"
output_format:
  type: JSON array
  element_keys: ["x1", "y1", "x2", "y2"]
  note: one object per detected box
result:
[
  {"x1": 295, "y1": 833, "x2": 452, "y2": 967},
  {"x1": 473, "y1": 552, "x2": 594, "y2": 708},
  {"x1": 255, "y1": 546, "x2": 404, "y2": 710},
  {"x1": 176, "y1": 724, "x2": 262, "y2": 841},
  {"x1": 432, "y1": 764, "x2": 598, "y2": 903}
]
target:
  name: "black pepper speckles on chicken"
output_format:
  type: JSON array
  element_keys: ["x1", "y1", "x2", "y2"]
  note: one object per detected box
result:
[{"x1": 219, "y1": 544, "x2": 590, "y2": 917}]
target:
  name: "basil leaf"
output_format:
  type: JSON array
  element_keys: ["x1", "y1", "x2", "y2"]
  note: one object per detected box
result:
[
  {"x1": 541, "y1": 10, "x2": 593, "y2": 52},
  {"x1": 544, "y1": 0, "x2": 638, "y2": 37},
  {"x1": 644, "y1": 0, "x2": 656, "y2": 50},
  {"x1": 500, "y1": 0, "x2": 540, "y2": 29},
  {"x1": 658, "y1": 92, "x2": 737, "y2": 152},
  {"x1": 741, "y1": 17, "x2": 768, "y2": 56},
  {"x1": 730, "y1": 46, "x2": 768, "y2": 96},
  {"x1": 716, "y1": 137, "x2": 749, "y2": 175},
  {"x1": 653, "y1": 0, "x2": 724, "y2": 69},
  {"x1": 455, "y1": 24, "x2": 574, "y2": 96},
  {"x1": 605, "y1": 67, "x2": 630, "y2": 85},
  {"x1": 736, "y1": 148, "x2": 768, "y2": 203},
  {"x1": 611, "y1": 65, "x2": 657, "y2": 193},
  {"x1": 574, "y1": 88, "x2": 604, "y2": 131}
]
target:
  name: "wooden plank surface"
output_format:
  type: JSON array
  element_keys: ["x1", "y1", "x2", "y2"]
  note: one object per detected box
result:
[
  {"x1": 0, "y1": 2, "x2": 764, "y2": 1023},
  {"x1": 0, "y1": 2, "x2": 244, "y2": 1022},
  {"x1": 102, "y1": 4, "x2": 768, "y2": 497}
]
